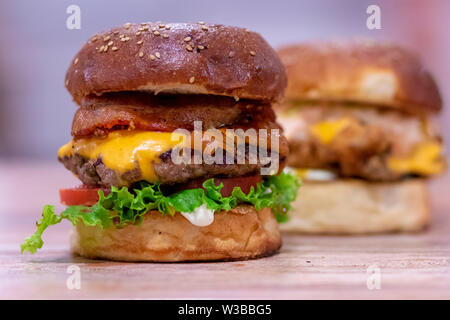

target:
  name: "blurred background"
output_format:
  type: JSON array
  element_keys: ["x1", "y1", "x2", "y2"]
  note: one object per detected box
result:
[
  {"x1": 0, "y1": 0, "x2": 448, "y2": 160},
  {"x1": 0, "y1": 0, "x2": 450, "y2": 162}
]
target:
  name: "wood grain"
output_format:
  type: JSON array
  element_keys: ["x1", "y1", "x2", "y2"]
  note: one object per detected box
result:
[{"x1": 0, "y1": 160, "x2": 449, "y2": 299}]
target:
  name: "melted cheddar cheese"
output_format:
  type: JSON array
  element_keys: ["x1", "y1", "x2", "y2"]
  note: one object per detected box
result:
[
  {"x1": 387, "y1": 142, "x2": 445, "y2": 175},
  {"x1": 58, "y1": 131, "x2": 186, "y2": 182},
  {"x1": 310, "y1": 118, "x2": 351, "y2": 144}
]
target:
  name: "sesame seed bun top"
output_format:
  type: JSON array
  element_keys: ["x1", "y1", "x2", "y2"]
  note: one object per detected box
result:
[
  {"x1": 277, "y1": 41, "x2": 442, "y2": 115},
  {"x1": 65, "y1": 22, "x2": 287, "y2": 104}
]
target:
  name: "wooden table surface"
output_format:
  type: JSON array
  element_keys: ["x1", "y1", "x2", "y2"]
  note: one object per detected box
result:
[{"x1": 1, "y1": 160, "x2": 449, "y2": 299}]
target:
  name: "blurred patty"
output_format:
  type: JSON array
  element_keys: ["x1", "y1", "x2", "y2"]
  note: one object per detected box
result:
[{"x1": 278, "y1": 103, "x2": 444, "y2": 181}]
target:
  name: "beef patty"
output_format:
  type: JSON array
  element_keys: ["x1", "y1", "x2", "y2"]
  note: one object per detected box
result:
[
  {"x1": 63, "y1": 92, "x2": 288, "y2": 186},
  {"x1": 59, "y1": 146, "x2": 287, "y2": 187}
]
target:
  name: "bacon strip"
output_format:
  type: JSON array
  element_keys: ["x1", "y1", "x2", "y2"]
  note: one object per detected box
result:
[{"x1": 71, "y1": 92, "x2": 276, "y2": 137}]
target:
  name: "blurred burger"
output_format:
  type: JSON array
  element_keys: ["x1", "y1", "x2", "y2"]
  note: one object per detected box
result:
[
  {"x1": 276, "y1": 41, "x2": 446, "y2": 234},
  {"x1": 21, "y1": 22, "x2": 300, "y2": 261}
]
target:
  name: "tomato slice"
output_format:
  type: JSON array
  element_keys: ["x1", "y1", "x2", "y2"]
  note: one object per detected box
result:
[
  {"x1": 60, "y1": 175, "x2": 262, "y2": 206},
  {"x1": 169, "y1": 175, "x2": 263, "y2": 197},
  {"x1": 59, "y1": 186, "x2": 110, "y2": 206}
]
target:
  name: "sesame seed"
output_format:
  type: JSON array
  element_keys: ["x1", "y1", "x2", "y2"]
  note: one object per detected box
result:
[
  {"x1": 119, "y1": 34, "x2": 125, "y2": 38},
  {"x1": 201, "y1": 26, "x2": 208, "y2": 31},
  {"x1": 136, "y1": 31, "x2": 141, "y2": 36},
  {"x1": 124, "y1": 22, "x2": 131, "y2": 29},
  {"x1": 104, "y1": 36, "x2": 111, "y2": 41},
  {"x1": 98, "y1": 45, "x2": 105, "y2": 52},
  {"x1": 91, "y1": 36, "x2": 98, "y2": 42},
  {"x1": 141, "y1": 22, "x2": 148, "y2": 26},
  {"x1": 249, "y1": 51, "x2": 256, "y2": 56},
  {"x1": 152, "y1": 27, "x2": 157, "y2": 31},
  {"x1": 138, "y1": 27, "x2": 144, "y2": 31},
  {"x1": 65, "y1": 79, "x2": 69, "y2": 86},
  {"x1": 162, "y1": 34, "x2": 169, "y2": 38},
  {"x1": 113, "y1": 30, "x2": 120, "y2": 35},
  {"x1": 228, "y1": 51, "x2": 234, "y2": 58},
  {"x1": 165, "y1": 25, "x2": 171, "y2": 30},
  {"x1": 111, "y1": 46, "x2": 118, "y2": 51},
  {"x1": 155, "y1": 52, "x2": 161, "y2": 58},
  {"x1": 189, "y1": 76, "x2": 195, "y2": 83},
  {"x1": 149, "y1": 54, "x2": 156, "y2": 60},
  {"x1": 198, "y1": 21, "x2": 205, "y2": 25},
  {"x1": 184, "y1": 36, "x2": 192, "y2": 42},
  {"x1": 74, "y1": 58, "x2": 79, "y2": 64},
  {"x1": 139, "y1": 51, "x2": 144, "y2": 57},
  {"x1": 142, "y1": 25, "x2": 149, "y2": 30},
  {"x1": 186, "y1": 44, "x2": 193, "y2": 51},
  {"x1": 159, "y1": 24, "x2": 165, "y2": 28},
  {"x1": 137, "y1": 40, "x2": 143, "y2": 45},
  {"x1": 103, "y1": 46, "x2": 108, "y2": 53},
  {"x1": 197, "y1": 45, "x2": 205, "y2": 50},
  {"x1": 153, "y1": 30, "x2": 160, "y2": 36},
  {"x1": 107, "y1": 41, "x2": 113, "y2": 46}
]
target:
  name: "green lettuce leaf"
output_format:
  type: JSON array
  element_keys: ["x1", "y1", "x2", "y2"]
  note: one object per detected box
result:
[
  {"x1": 20, "y1": 205, "x2": 61, "y2": 254},
  {"x1": 21, "y1": 171, "x2": 301, "y2": 254}
]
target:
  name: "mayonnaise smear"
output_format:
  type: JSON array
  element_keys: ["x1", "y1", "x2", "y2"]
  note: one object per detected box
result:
[{"x1": 180, "y1": 204, "x2": 215, "y2": 227}]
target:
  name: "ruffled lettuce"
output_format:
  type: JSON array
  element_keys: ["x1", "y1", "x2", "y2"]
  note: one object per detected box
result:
[{"x1": 21, "y1": 171, "x2": 300, "y2": 254}]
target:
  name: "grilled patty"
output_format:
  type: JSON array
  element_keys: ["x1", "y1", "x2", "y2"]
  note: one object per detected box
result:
[
  {"x1": 63, "y1": 93, "x2": 288, "y2": 187},
  {"x1": 60, "y1": 146, "x2": 287, "y2": 187}
]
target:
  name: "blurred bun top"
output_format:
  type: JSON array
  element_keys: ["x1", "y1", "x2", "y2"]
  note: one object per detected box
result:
[
  {"x1": 277, "y1": 40, "x2": 442, "y2": 115},
  {"x1": 66, "y1": 22, "x2": 287, "y2": 104}
]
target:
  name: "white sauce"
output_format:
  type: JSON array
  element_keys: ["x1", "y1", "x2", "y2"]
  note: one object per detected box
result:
[
  {"x1": 305, "y1": 169, "x2": 337, "y2": 181},
  {"x1": 285, "y1": 166, "x2": 337, "y2": 181},
  {"x1": 180, "y1": 204, "x2": 215, "y2": 227}
]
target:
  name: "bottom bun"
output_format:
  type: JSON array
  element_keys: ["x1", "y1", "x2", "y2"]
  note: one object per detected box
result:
[
  {"x1": 280, "y1": 179, "x2": 429, "y2": 234},
  {"x1": 71, "y1": 205, "x2": 281, "y2": 262}
]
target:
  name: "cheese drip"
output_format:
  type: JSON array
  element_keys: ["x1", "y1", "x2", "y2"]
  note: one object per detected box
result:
[
  {"x1": 58, "y1": 131, "x2": 186, "y2": 182},
  {"x1": 310, "y1": 118, "x2": 351, "y2": 144},
  {"x1": 388, "y1": 142, "x2": 445, "y2": 175}
]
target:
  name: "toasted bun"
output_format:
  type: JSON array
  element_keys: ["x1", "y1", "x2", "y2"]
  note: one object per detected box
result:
[
  {"x1": 70, "y1": 206, "x2": 281, "y2": 262},
  {"x1": 278, "y1": 41, "x2": 442, "y2": 115},
  {"x1": 66, "y1": 22, "x2": 287, "y2": 104},
  {"x1": 280, "y1": 179, "x2": 429, "y2": 234}
]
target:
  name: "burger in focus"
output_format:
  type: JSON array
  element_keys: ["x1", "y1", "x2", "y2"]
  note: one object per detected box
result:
[{"x1": 21, "y1": 22, "x2": 300, "y2": 261}]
